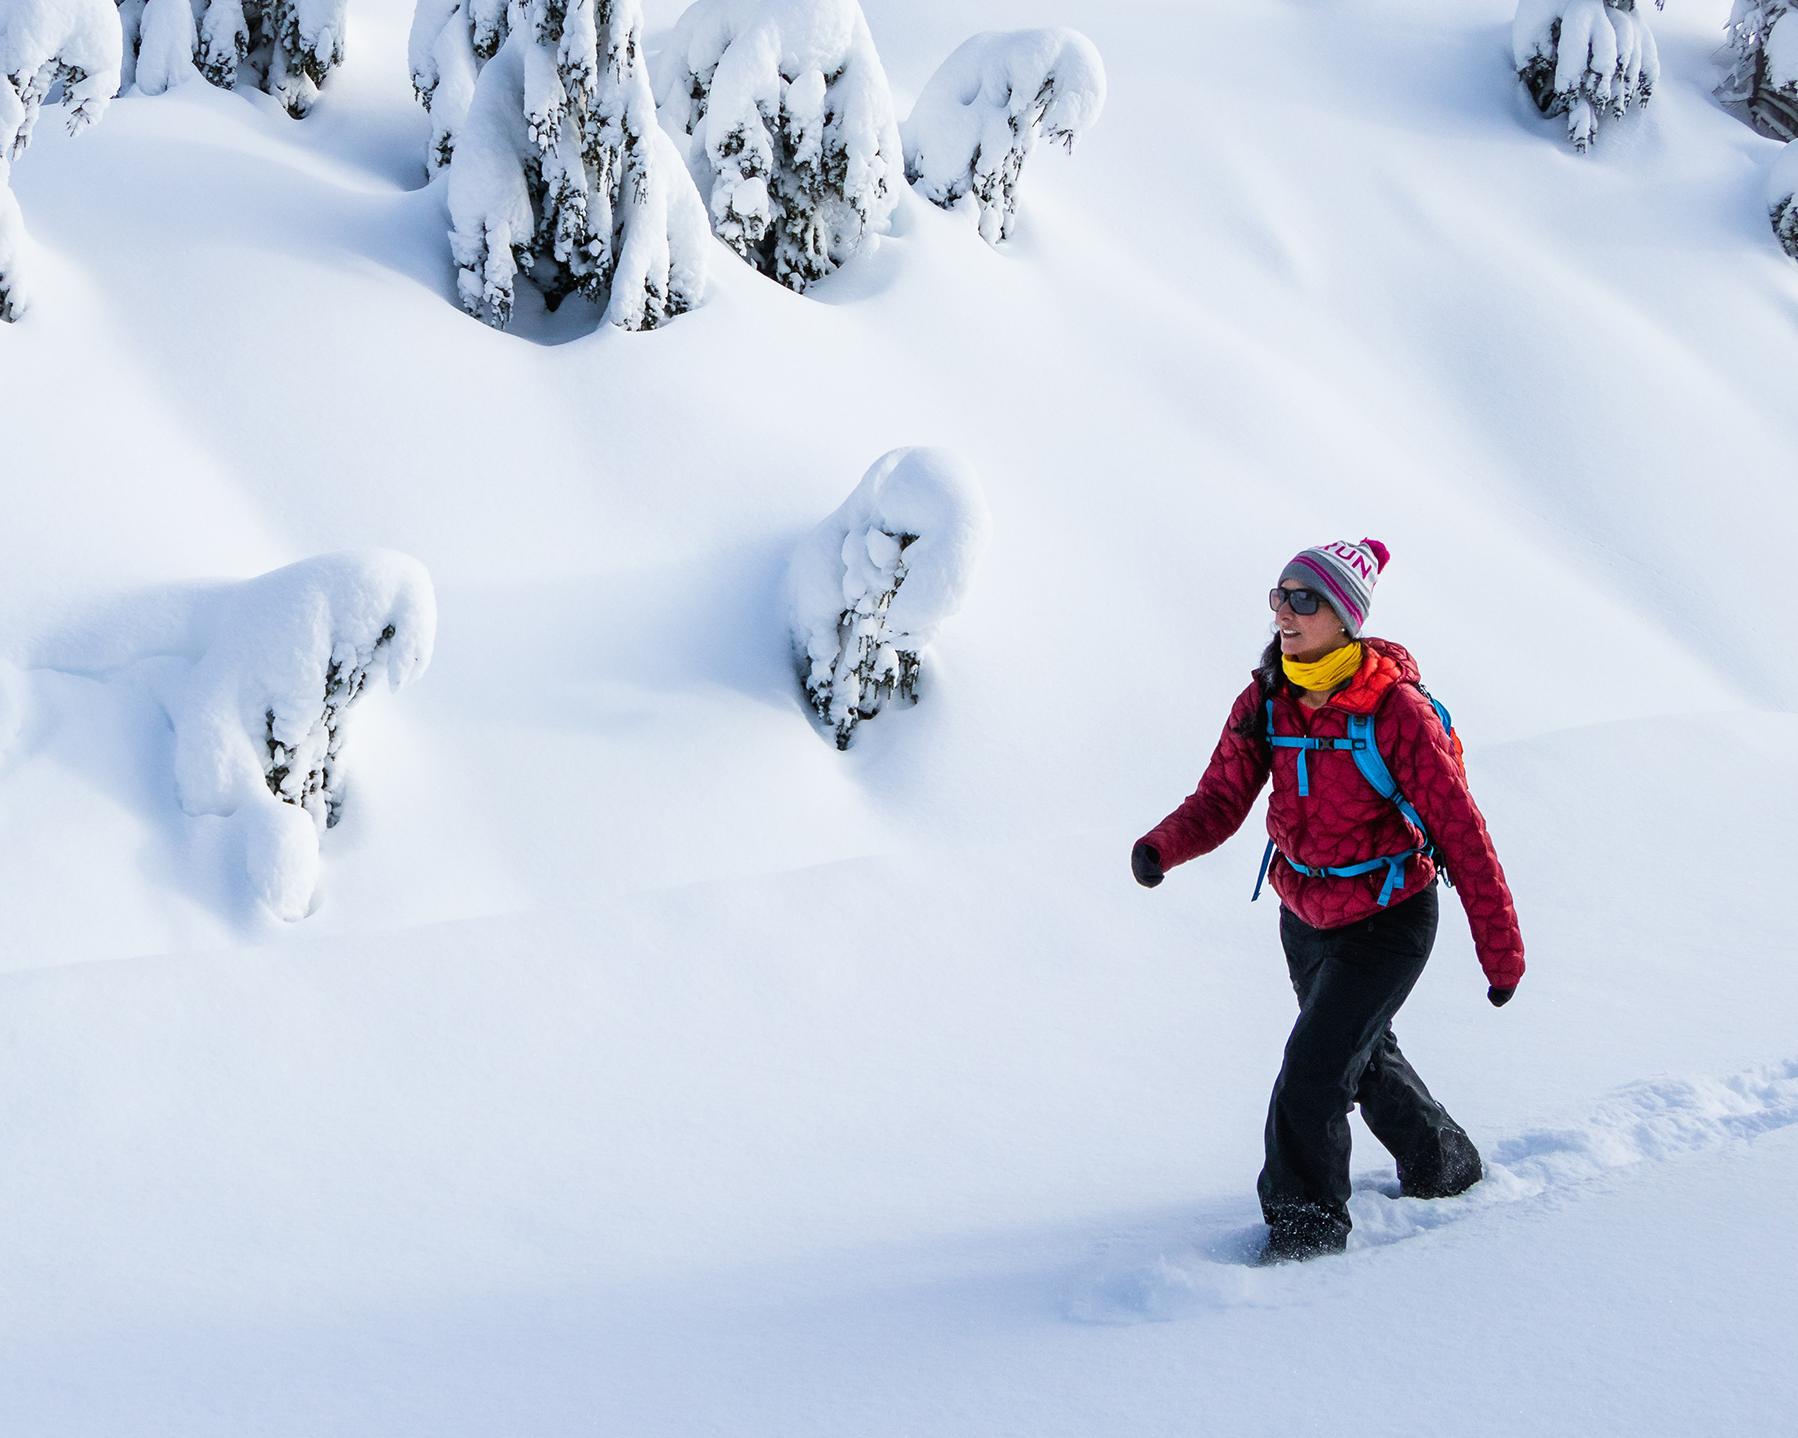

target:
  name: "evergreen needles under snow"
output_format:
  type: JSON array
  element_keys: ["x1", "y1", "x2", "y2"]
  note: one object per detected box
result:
[
  {"x1": 659, "y1": 0, "x2": 902, "y2": 292},
  {"x1": 446, "y1": 0, "x2": 709, "y2": 331},
  {"x1": 407, "y1": 0, "x2": 509, "y2": 173},
  {"x1": 167, "y1": 552, "x2": 436, "y2": 922},
  {"x1": 1513, "y1": 0, "x2": 1661, "y2": 152},
  {"x1": 1769, "y1": 140, "x2": 1798, "y2": 256},
  {"x1": 787, "y1": 448, "x2": 989, "y2": 751},
  {"x1": 0, "y1": 0, "x2": 122, "y2": 320},
  {"x1": 1719, "y1": 1, "x2": 1798, "y2": 141},
  {"x1": 902, "y1": 28, "x2": 1105, "y2": 247},
  {"x1": 116, "y1": 0, "x2": 350, "y2": 117}
]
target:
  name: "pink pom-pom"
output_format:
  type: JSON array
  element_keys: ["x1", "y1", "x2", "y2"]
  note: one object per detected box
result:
[{"x1": 1362, "y1": 538, "x2": 1390, "y2": 569}]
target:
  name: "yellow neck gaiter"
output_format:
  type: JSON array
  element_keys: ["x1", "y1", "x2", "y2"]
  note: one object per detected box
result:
[{"x1": 1282, "y1": 641, "x2": 1363, "y2": 695}]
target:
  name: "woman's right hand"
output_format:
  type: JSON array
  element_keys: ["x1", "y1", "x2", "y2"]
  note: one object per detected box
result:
[{"x1": 1131, "y1": 842, "x2": 1164, "y2": 889}]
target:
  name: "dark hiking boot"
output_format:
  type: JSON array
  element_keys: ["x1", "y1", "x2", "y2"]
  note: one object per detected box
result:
[
  {"x1": 1254, "y1": 1221, "x2": 1347, "y2": 1266},
  {"x1": 1397, "y1": 1134, "x2": 1483, "y2": 1200}
]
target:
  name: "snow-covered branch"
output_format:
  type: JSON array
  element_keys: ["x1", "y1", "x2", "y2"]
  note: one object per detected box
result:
[
  {"x1": 787, "y1": 448, "x2": 989, "y2": 750},
  {"x1": 168, "y1": 552, "x2": 436, "y2": 921},
  {"x1": 446, "y1": 0, "x2": 708, "y2": 331},
  {"x1": 903, "y1": 28, "x2": 1105, "y2": 246},
  {"x1": 113, "y1": 0, "x2": 348, "y2": 116},
  {"x1": 1, "y1": 0, "x2": 122, "y2": 319},
  {"x1": 408, "y1": 0, "x2": 510, "y2": 173},
  {"x1": 1513, "y1": 0, "x2": 1660, "y2": 152},
  {"x1": 659, "y1": 0, "x2": 902, "y2": 292},
  {"x1": 1770, "y1": 140, "x2": 1798, "y2": 257},
  {"x1": 1719, "y1": 1, "x2": 1798, "y2": 140}
]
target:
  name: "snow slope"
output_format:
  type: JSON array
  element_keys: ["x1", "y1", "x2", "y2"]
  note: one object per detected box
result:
[{"x1": 2, "y1": 1, "x2": 1795, "y2": 1433}]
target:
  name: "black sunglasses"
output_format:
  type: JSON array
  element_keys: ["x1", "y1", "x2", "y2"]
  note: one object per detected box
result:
[{"x1": 1269, "y1": 586, "x2": 1325, "y2": 616}]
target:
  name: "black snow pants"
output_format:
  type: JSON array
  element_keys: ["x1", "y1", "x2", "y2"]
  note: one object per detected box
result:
[{"x1": 1257, "y1": 880, "x2": 1482, "y2": 1253}]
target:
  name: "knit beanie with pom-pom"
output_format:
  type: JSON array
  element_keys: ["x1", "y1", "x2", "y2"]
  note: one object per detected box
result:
[{"x1": 1280, "y1": 538, "x2": 1389, "y2": 637}]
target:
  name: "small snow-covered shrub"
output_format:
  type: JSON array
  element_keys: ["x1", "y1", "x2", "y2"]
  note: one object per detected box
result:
[
  {"x1": 169, "y1": 552, "x2": 436, "y2": 921},
  {"x1": 1, "y1": 0, "x2": 121, "y2": 320},
  {"x1": 408, "y1": 0, "x2": 509, "y2": 173},
  {"x1": 1770, "y1": 141, "x2": 1798, "y2": 256},
  {"x1": 114, "y1": 0, "x2": 348, "y2": 116},
  {"x1": 788, "y1": 448, "x2": 990, "y2": 750},
  {"x1": 903, "y1": 29, "x2": 1105, "y2": 246},
  {"x1": 446, "y1": 0, "x2": 709, "y2": 331},
  {"x1": 1513, "y1": 0, "x2": 1660, "y2": 152},
  {"x1": 659, "y1": 0, "x2": 902, "y2": 292},
  {"x1": 1720, "y1": 1, "x2": 1798, "y2": 140}
]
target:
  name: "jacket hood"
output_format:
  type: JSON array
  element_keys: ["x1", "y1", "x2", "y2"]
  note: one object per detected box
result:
[{"x1": 1333, "y1": 636, "x2": 1418, "y2": 713}]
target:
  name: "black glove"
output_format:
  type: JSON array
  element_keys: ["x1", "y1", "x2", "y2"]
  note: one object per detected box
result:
[
  {"x1": 1488, "y1": 985, "x2": 1516, "y2": 1008},
  {"x1": 1132, "y1": 842, "x2": 1164, "y2": 889}
]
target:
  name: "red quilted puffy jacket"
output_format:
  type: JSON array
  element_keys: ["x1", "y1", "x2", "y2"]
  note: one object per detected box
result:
[{"x1": 1139, "y1": 637, "x2": 1525, "y2": 991}]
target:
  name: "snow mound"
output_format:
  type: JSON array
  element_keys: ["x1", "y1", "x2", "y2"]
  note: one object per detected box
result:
[
  {"x1": 787, "y1": 447, "x2": 990, "y2": 750},
  {"x1": 1513, "y1": 0, "x2": 1660, "y2": 152},
  {"x1": 660, "y1": 0, "x2": 902, "y2": 291},
  {"x1": 166, "y1": 551, "x2": 436, "y2": 921},
  {"x1": 903, "y1": 28, "x2": 1106, "y2": 246}
]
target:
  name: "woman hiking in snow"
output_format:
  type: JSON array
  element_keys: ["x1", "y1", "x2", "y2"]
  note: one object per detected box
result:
[{"x1": 1132, "y1": 538, "x2": 1525, "y2": 1264}]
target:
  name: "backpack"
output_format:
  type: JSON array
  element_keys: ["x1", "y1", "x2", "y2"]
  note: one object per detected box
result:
[{"x1": 1251, "y1": 682, "x2": 1461, "y2": 908}]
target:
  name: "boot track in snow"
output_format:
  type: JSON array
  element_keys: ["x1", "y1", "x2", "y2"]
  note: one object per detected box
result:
[{"x1": 1068, "y1": 1058, "x2": 1798, "y2": 1322}]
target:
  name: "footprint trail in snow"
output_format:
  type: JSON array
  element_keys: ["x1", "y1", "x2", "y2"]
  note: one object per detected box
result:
[{"x1": 1068, "y1": 1057, "x2": 1798, "y2": 1324}]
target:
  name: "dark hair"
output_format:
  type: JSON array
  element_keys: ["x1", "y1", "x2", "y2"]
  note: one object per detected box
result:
[{"x1": 1232, "y1": 636, "x2": 1287, "y2": 739}]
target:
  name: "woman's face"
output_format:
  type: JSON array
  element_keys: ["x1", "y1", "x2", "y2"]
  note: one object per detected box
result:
[{"x1": 1274, "y1": 582, "x2": 1350, "y2": 664}]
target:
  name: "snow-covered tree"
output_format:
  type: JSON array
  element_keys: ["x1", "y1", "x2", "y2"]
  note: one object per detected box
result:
[
  {"x1": 113, "y1": 0, "x2": 348, "y2": 116},
  {"x1": 1719, "y1": 1, "x2": 1798, "y2": 140},
  {"x1": 1770, "y1": 140, "x2": 1798, "y2": 256},
  {"x1": 1513, "y1": 0, "x2": 1660, "y2": 152},
  {"x1": 903, "y1": 29, "x2": 1105, "y2": 247},
  {"x1": 169, "y1": 552, "x2": 437, "y2": 921},
  {"x1": 787, "y1": 448, "x2": 990, "y2": 751},
  {"x1": 408, "y1": 0, "x2": 509, "y2": 173},
  {"x1": 446, "y1": 0, "x2": 709, "y2": 330},
  {"x1": 1, "y1": 0, "x2": 122, "y2": 321},
  {"x1": 659, "y1": 0, "x2": 902, "y2": 292}
]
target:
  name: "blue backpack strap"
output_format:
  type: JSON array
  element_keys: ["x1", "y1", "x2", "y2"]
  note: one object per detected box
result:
[
  {"x1": 1282, "y1": 847, "x2": 1417, "y2": 907},
  {"x1": 1252, "y1": 837, "x2": 1276, "y2": 902},
  {"x1": 1347, "y1": 712, "x2": 1427, "y2": 835},
  {"x1": 1265, "y1": 698, "x2": 1360, "y2": 798}
]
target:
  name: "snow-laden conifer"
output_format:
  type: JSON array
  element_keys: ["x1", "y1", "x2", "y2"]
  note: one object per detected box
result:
[
  {"x1": 1, "y1": 0, "x2": 121, "y2": 320},
  {"x1": 1769, "y1": 140, "x2": 1798, "y2": 257},
  {"x1": 659, "y1": 0, "x2": 901, "y2": 292},
  {"x1": 446, "y1": 0, "x2": 709, "y2": 330},
  {"x1": 168, "y1": 552, "x2": 436, "y2": 921},
  {"x1": 116, "y1": 0, "x2": 193, "y2": 94},
  {"x1": 1513, "y1": 0, "x2": 1660, "y2": 152},
  {"x1": 408, "y1": 0, "x2": 509, "y2": 173},
  {"x1": 787, "y1": 448, "x2": 990, "y2": 751},
  {"x1": 1720, "y1": 1, "x2": 1798, "y2": 140},
  {"x1": 903, "y1": 29, "x2": 1105, "y2": 246},
  {"x1": 112, "y1": 0, "x2": 348, "y2": 116}
]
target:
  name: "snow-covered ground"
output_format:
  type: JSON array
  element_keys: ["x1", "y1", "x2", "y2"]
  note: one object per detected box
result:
[{"x1": 2, "y1": 1, "x2": 1794, "y2": 1433}]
